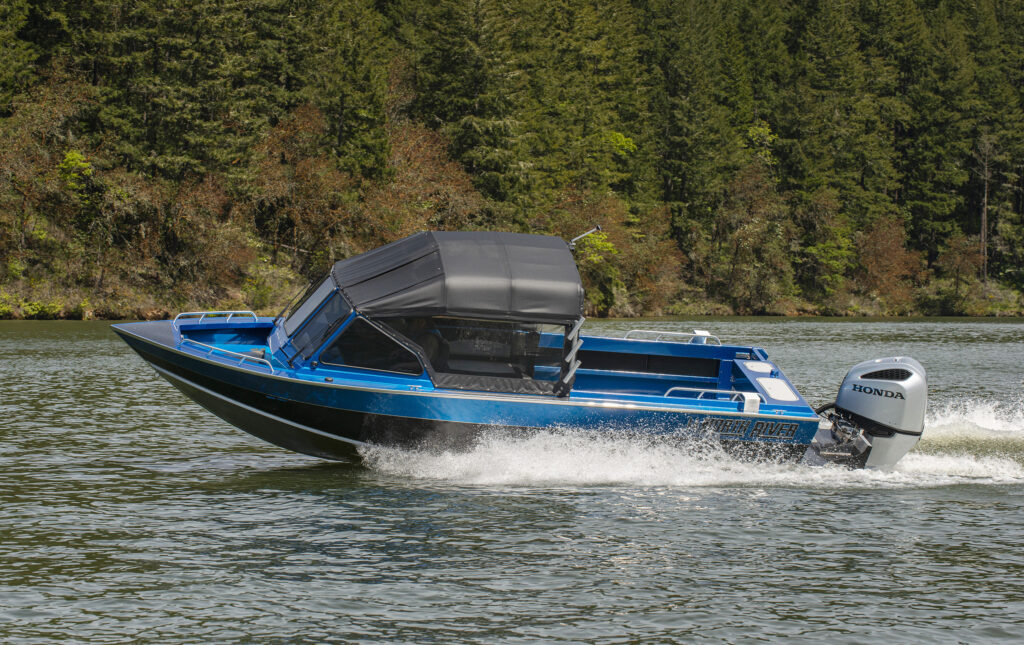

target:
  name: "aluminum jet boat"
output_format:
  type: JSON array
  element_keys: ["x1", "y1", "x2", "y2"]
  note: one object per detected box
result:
[{"x1": 112, "y1": 231, "x2": 927, "y2": 468}]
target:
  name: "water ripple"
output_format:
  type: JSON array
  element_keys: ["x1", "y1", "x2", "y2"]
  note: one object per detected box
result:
[{"x1": 3, "y1": 320, "x2": 1024, "y2": 643}]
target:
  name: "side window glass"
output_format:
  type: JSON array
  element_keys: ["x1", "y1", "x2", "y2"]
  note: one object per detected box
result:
[
  {"x1": 320, "y1": 319, "x2": 422, "y2": 375},
  {"x1": 392, "y1": 317, "x2": 563, "y2": 380}
]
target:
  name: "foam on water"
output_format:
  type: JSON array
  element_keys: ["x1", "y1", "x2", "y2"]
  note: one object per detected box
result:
[
  {"x1": 924, "y1": 395, "x2": 1024, "y2": 439},
  {"x1": 361, "y1": 398, "x2": 1024, "y2": 488}
]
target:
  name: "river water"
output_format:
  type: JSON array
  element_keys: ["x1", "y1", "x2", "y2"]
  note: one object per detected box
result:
[{"x1": 2, "y1": 319, "x2": 1023, "y2": 643}]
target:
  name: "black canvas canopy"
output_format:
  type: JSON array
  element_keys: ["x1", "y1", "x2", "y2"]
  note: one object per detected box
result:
[{"x1": 330, "y1": 231, "x2": 584, "y2": 324}]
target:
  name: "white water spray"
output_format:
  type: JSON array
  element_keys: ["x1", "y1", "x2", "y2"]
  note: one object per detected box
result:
[
  {"x1": 360, "y1": 398, "x2": 1024, "y2": 488},
  {"x1": 924, "y1": 396, "x2": 1024, "y2": 440}
]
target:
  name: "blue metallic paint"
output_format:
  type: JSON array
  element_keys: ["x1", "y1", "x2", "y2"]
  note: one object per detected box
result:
[{"x1": 113, "y1": 320, "x2": 820, "y2": 453}]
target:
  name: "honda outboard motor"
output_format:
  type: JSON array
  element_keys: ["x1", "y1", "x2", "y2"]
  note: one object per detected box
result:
[{"x1": 812, "y1": 357, "x2": 927, "y2": 468}]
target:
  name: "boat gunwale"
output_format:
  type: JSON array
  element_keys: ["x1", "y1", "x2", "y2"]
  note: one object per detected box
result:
[{"x1": 112, "y1": 322, "x2": 820, "y2": 423}]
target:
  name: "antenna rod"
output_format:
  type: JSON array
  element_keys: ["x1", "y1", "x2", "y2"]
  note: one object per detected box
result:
[{"x1": 569, "y1": 225, "x2": 602, "y2": 250}]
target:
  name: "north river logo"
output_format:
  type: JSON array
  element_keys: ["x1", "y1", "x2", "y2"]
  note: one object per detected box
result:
[{"x1": 851, "y1": 383, "x2": 905, "y2": 399}]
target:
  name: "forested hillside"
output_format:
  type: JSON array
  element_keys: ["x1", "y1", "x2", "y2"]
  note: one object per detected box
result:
[{"x1": 2, "y1": 0, "x2": 1022, "y2": 318}]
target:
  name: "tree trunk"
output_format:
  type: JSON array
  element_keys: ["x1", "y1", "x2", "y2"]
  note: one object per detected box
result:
[{"x1": 981, "y1": 173, "x2": 988, "y2": 282}]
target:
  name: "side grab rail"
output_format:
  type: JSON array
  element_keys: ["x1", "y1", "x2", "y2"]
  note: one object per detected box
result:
[
  {"x1": 664, "y1": 387, "x2": 762, "y2": 413},
  {"x1": 173, "y1": 310, "x2": 259, "y2": 326},
  {"x1": 557, "y1": 316, "x2": 586, "y2": 397},
  {"x1": 623, "y1": 329, "x2": 722, "y2": 345},
  {"x1": 180, "y1": 338, "x2": 275, "y2": 374}
]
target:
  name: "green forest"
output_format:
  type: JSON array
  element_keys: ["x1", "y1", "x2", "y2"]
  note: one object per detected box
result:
[{"x1": 2, "y1": 0, "x2": 1023, "y2": 319}]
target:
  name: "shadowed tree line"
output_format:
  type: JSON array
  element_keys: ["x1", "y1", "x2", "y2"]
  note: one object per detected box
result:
[{"x1": 1, "y1": 0, "x2": 1022, "y2": 319}]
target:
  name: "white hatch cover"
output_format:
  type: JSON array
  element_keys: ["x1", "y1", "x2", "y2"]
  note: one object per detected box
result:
[
  {"x1": 756, "y1": 377, "x2": 799, "y2": 401},
  {"x1": 743, "y1": 361, "x2": 773, "y2": 373}
]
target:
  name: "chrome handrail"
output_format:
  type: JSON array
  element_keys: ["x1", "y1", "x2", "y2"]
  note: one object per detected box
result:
[
  {"x1": 664, "y1": 386, "x2": 763, "y2": 401},
  {"x1": 173, "y1": 310, "x2": 259, "y2": 326},
  {"x1": 180, "y1": 338, "x2": 275, "y2": 373},
  {"x1": 664, "y1": 386, "x2": 762, "y2": 413},
  {"x1": 623, "y1": 329, "x2": 722, "y2": 345}
]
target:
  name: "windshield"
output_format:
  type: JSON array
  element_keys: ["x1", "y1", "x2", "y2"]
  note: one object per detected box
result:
[{"x1": 283, "y1": 276, "x2": 335, "y2": 336}]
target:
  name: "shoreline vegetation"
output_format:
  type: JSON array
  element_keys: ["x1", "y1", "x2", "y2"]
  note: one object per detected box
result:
[
  {"x1": 1, "y1": 271, "x2": 1023, "y2": 320},
  {"x1": 3, "y1": 1, "x2": 1024, "y2": 321}
]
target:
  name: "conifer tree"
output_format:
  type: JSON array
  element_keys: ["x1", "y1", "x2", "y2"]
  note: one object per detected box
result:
[
  {"x1": 988, "y1": 0, "x2": 1024, "y2": 288},
  {"x1": 383, "y1": 0, "x2": 531, "y2": 224},
  {"x1": 775, "y1": 3, "x2": 886, "y2": 298},
  {"x1": 735, "y1": 1, "x2": 790, "y2": 119},
  {"x1": 965, "y1": 0, "x2": 1023, "y2": 281},
  {"x1": 515, "y1": 0, "x2": 654, "y2": 199},
  {"x1": 0, "y1": 0, "x2": 38, "y2": 116},
  {"x1": 304, "y1": 0, "x2": 390, "y2": 180},
  {"x1": 901, "y1": 11, "x2": 978, "y2": 262},
  {"x1": 640, "y1": 0, "x2": 745, "y2": 286},
  {"x1": 781, "y1": 2, "x2": 898, "y2": 223}
]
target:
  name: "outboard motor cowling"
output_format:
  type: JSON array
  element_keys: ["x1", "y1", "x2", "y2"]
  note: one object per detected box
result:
[{"x1": 833, "y1": 357, "x2": 927, "y2": 468}]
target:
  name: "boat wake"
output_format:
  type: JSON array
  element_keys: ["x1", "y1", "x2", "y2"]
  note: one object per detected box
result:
[
  {"x1": 924, "y1": 396, "x2": 1024, "y2": 440},
  {"x1": 359, "y1": 397, "x2": 1024, "y2": 488}
]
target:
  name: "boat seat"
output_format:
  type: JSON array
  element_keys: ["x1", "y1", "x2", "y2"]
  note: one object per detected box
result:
[{"x1": 414, "y1": 331, "x2": 449, "y2": 371}]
